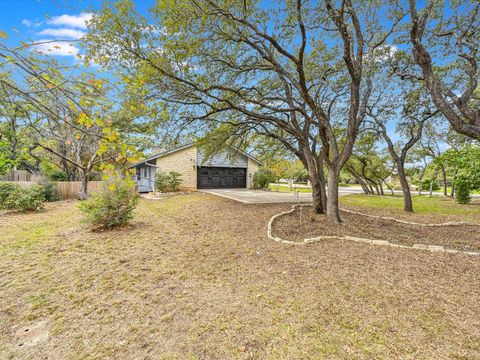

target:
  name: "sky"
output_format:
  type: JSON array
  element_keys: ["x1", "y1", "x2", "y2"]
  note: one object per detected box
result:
[{"x1": 0, "y1": 0, "x2": 152, "y2": 64}]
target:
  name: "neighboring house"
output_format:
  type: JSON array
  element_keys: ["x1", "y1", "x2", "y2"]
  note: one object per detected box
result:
[{"x1": 130, "y1": 143, "x2": 262, "y2": 192}]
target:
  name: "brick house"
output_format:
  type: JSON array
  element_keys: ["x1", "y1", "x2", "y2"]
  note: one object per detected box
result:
[{"x1": 130, "y1": 143, "x2": 262, "y2": 192}]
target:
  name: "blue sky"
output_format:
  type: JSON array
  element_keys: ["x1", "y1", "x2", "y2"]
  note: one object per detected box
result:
[
  {"x1": 1, "y1": 0, "x2": 151, "y2": 64},
  {"x1": 2, "y1": 0, "x2": 100, "y2": 63}
]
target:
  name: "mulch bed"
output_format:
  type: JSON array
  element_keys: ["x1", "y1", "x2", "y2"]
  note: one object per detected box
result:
[{"x1": 273, "y1": 206, "x2": 480, "y2": 251}]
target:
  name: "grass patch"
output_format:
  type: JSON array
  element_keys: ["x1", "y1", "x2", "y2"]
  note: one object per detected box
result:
[
  {"x1": 268, "y1": 184, "x2": 312, "y2": 193},
  {"x1": 340, "y1": 193, "x2": 480, "y2": 217}
]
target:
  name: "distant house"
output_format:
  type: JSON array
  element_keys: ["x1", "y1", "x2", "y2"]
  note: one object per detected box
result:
[{"x1": 129, "y1": 143, "x2": 262, "y2": 192}]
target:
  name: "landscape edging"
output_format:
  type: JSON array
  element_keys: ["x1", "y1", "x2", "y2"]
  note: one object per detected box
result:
[{"x1": 267, "y1": 204, "x2": 480, "y2": 256}]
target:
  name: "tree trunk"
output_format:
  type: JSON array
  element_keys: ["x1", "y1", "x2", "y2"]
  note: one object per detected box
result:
[
  {"x1": 398, "y1": 164, "x2": 413, "y2": 212},
  {"x1": 378, "y1": 180, "x2": 384, "y2": 195},
  {"x1": 310, "y1": 176, "x2": 325, "y2": 214},
  {"x1": 429, "y1": 180, "x2": 434, "y2": 196},
  {"x1": 441, "y1": 165, "x2": 447, "y2": 196},
  {"x1": 450, "y1": 183, "x2": 455, "y2": 197},
  {"x1": 384, "y1": 180, "x2": 394, "y2": 195},
  {"x1": 326, "y1": 168, "x2": 341, "y2": 223},
  {"x1": 304, "y1": 149, "x2": 325, "y2": 214},
  {"x1": 78, "y1": 170, "x2": 89, "y2": 200},
  {"x1": 348, "y1": 169, "x2": 370, "y2": 194}
]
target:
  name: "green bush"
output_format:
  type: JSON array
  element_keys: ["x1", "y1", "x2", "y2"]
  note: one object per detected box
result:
[
  {"x1": 168, "y1": 171, "x2": 183, "y2": 192},
  {"x1": 40, "y1": 181, "x2": 62, "y2": 202},
  {"x1": 0, "y1": 182, "x2": 19, "y2": 208},
  {"x1": 154, "y1": 171, "x2": 183, "y2": 192},
  {"x1": 456, "y1": 179, "x2": 471, "y2": 204},
  {"x1": 421, "y1": 180, "x2": 440, "y2": 191},
  {"x1": 253, "y1": 168, "x2": 276, "y2": 189},
  {"x1": 155, "y1": 171, "x2": 171, "y2": 192},
  {"x1": 47, "y1": 169, "x2": 68, "y2": 181},
  {"x1": 4, "y1": 185, "x2": 45, "y2": 212},
  {"x1": 79, "y1": 177, "x2": 139, "y2": 230}
]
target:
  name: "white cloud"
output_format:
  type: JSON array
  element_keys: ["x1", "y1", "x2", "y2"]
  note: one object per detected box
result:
[
  {"x1": 31, "y1": 40, "x2": 80, "y2": 57},
  {"x1": 36, "y1": 28, "x2": 85, "y2": 39},
  {"x1": 22, "y1": 19, "x2": 42, "y2": 28},
  {"x1": 46, "y1": 12, "x2": 93, "y2": 30}
]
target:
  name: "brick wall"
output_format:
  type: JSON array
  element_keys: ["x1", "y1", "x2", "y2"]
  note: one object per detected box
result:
[{"x1": 155, "y1": 146, "x2": 198, "y2": 190}]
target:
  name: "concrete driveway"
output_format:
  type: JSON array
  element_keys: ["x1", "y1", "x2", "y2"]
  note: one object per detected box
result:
[{"x1": 201, "y1": 188, "x2": 315, "y2": 204}]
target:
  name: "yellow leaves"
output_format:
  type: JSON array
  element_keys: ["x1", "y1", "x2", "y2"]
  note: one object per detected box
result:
[
  {"x1": 0, "y1": 30, "x2": 8, "y2": 39},
  {"x1": 109, "y1": 184, "x2": 116, "y2": 191},
  {"x1": 77, "y1": 113, "x2": 94, "y2": 128},
  {"x1": 98, "y1": 142, "x2": 108, "y2": 154}
]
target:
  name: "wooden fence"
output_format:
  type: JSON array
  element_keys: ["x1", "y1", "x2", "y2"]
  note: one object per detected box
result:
[
  {"x1": 55, "y1": 181, "x2": 104, "y2": 199},
  {"x1": 0, "y1": 170, "x2": 43, "y2": 182},
  {"x1": 0, "y1": 181, "x2": 105, "y2": 199}
]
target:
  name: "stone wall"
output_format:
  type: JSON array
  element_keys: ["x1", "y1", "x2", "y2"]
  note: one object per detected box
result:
[
  {"x1": 247, "y1": 158, "x2": 260, "y2": 189},
  {"x1": 155, "y1": 146, "x2": 198, "y2": 190}
]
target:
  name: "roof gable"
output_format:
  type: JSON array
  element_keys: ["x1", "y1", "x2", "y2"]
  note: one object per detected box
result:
[{"x1": 129, "y1": 143, "x2": 262, "y2": 168}]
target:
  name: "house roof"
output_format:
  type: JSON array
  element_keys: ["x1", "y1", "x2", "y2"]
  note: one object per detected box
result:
[{"x1": 128, "y1": 143, "x2": 263, "y2": 168}]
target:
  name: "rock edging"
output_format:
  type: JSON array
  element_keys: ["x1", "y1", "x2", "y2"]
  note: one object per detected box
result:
[{"x1": 267, "y1": 204, "x2": 480, "y2": 256}]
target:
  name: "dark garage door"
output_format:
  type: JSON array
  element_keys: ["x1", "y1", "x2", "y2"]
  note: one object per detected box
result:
[{"x1": 197, "y1": 167, "x2": 246, "y2": 189}]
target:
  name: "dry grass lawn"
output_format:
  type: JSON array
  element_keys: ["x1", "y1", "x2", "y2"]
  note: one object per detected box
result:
[{"x1": 1, "y1": 193, "x2": 480, "y2": 359}]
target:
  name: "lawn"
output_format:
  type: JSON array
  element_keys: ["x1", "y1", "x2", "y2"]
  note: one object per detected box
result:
[
  {"x1": 1, "y1": 193, "x2": 480, "y2": 359},
  {"x1": 340, "y1": 193, "x2": 480, "y2": 220},
  {"x1": 268, "y1": 184, "x2": 312, "y2": 192}
]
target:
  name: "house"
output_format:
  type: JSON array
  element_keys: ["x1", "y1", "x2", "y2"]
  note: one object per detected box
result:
[{"x1": 130, "y1": 143, "x2": 262, "y2": 192}]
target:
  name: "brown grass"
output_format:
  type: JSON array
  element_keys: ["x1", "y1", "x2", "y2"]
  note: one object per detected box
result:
[{"x1": 1, "y1": 194, "x2": 480, "y2": 359}]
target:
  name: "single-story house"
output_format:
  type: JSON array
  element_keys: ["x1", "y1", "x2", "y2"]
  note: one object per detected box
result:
[{"x1": 129, "y1": 143, "x2": 262, "y2": 192}]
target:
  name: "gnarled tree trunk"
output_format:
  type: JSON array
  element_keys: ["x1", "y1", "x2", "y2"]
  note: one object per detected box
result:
[
  {"x1": 398, "y1": 164, "x2": 413, "y2": 212},
  {"x1": 326, "y1": 168, "x2": 341, "y2": 224}
]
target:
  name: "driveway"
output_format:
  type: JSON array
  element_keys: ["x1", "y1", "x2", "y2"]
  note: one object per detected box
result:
[{"x1": 201, "y1": 189, "x2": 315, "y2": 204}]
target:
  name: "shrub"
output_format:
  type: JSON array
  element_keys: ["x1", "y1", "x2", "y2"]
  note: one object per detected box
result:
[
  {"x1": 0, "y1": 182, "x2": 19, "y2": 208},
  {"x1": 47, "y1": 169, "x2": 68, "y2": 181},
  {"x1": 253, "y1": 168, "x2": 276, "y2": 189},
  {"x1": 421, "y1": 180, "x2": 440, "y2": 191},
  {"x1": 155, "y1": 171, "x2": 171, "y2": 192},
  {"x1": 79, "y1": 177, "x2": 139, "y2": 230},
  {"x1": 40, "y1": 181, "x2": 62, "y2": 202},
  {"x1": 456, "y1": 178, "x2": 471, "y2": 204},
  {"x1": 168, "y1": 171, "x2": 183, "y2": 192},
  {"x1": 4, "y1": 185, "x2": 45, "y2": 212},
  {"x1": 155, "y1": 171, "x2": 183, "y2": 192}
]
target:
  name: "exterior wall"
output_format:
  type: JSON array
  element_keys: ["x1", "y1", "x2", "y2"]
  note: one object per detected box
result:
[
  {"x1": 197, "y1": 149, "x2": 248, "y2": 168},
  {"x1": 247, "y1": 158, "x2": 260, "y2": 189},
  {"x1": 155, "y1": 146, "x2": 198, "y2": 190}
]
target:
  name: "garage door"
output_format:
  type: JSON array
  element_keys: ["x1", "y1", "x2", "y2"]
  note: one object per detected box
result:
[{"x1": 197, "y1": 167, "x2": 246, "y2": 189}]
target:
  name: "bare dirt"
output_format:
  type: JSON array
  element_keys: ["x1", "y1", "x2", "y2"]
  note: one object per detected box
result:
[{"x1": 274, "y1": 206, "x2": 480, "y2": 251}]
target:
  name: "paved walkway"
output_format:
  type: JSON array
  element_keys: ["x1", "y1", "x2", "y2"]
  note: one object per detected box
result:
[{"x1": 201, "y1": 189, "x2": 317, "y2": 204}]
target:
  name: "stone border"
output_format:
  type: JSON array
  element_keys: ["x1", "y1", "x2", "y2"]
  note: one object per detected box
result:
[{"x1": 267, "y1": 204, "x2": 480, "y2": 256}]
